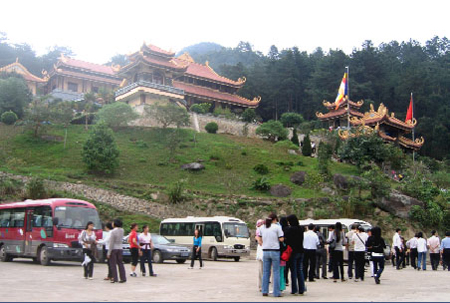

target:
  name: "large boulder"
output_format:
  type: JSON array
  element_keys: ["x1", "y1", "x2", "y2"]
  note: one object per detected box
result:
[
  {"x1": 270, "y1": 184, "x2": 292, "y2": 197},
  {"x1": 377, "y1": 190, "x2": 424, "y2": 219},
  {"x1": 333, "y1": 174, "x2": 348, "y2": 190},
  {"x1": 180, "y1": 162, "x2": 205, "y2": 171},
  {"x1": 290, "y1": 171, "x2": 307, "y2": 186}
]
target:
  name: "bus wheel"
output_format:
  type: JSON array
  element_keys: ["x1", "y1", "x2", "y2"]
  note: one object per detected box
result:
[
  {"x1": 210, "y1": 247, "x2": 218, "y2": 261},
  {"x1": 39, "y1": 246, "x2": 51, "y2": 266},
  {"x1": 152, "y1": 250, "x2": 163, "y2": 263},
  {"x1": 233, "y1": 257, "x2": 240, "y2": 262},
  {"x1": 0, "y1": 246, "x2": 12, "y2": 262}
]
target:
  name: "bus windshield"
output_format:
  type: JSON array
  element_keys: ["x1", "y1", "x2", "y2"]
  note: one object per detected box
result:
[
  {"x1": 223, "y1": 223, "x2": 249, "y2": 238},
  {"x1": 54, "y1": 206, "x2": 102, "y2": 229}
]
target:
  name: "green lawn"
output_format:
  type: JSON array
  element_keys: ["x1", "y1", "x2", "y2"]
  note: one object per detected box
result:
[{"x1": 0, "y1": 124, "x2": 359, "y2": 198}]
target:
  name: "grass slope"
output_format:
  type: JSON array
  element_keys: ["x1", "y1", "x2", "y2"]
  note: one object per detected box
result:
[{"x1": 0, "y1": 124, "x2": 359, "y2": 198}]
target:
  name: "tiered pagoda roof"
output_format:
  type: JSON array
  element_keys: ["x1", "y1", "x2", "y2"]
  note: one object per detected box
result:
[
  {"x1": 316, "y1": 99, "x2": 364, "y2": 121},
  {"x1": 51, "y1": 54, "x2": 121, "y2": 86},
  {"x1": 117, "y1": 44, "x2": 259, "y2": 108},
  {"x1": 350, "y1": 103, "x2": 416, "y2": 132}
]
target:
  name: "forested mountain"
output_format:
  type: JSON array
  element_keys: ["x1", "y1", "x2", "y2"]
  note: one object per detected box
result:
[
  {"x1": 1, "y1": 33, "x2": 449, "y2": 160},
  {"x1": 200, "y1": 38, "x2": 450, "y2": 160}
]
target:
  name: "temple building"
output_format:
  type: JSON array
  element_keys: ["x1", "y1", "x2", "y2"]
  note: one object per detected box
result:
[
  {"x1": 317, "y1": 100, "x2": 424, "y2": 151},
  {"x1": 46, "y1": 54, "x2": 122, "y2": 101},
  {"x1": 115, "y1": 43, "x2": 260, "y2": 110},
  {"x1": 0, "y1": 58, "x2": 48, "y2": 95}
]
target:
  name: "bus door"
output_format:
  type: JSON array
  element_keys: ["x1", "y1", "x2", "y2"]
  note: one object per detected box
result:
[{"x1": 25, "y1": 209, "x2": 34, "y2": 255}]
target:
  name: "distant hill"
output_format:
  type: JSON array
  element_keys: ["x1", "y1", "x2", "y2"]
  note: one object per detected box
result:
[{"x1": 176, "y1": 42, "x2": 225, "y2": 58}]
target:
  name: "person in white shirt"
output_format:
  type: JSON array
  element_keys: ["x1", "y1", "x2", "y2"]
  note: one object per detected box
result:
[
  {"x1": 255, "y1": 219, "x2": 264, "y2": 292},
  {"x1": 417, "y1": 232, "x2": 427, "y2": 270},
  {"x1": 392, "y1": 228, "x2": 404, "y2": 270},
  {"x1": 138, "y1": 225, "x2": 156, "y2": 277},
  {"x1": 97, "y1": 222, "x2": 113, "y2": 280},
  {"x1": 427, "y1": 230, "x2": 440, "y2": 270},
  {"x1": 303, "y1": 223, "x2": 320, "y2": 282},
  {"x1": 408, "y1": 233, "x2": 419, "y2": 269},
  {"x1": 352, "y1": 226, "x2": 369, "y2": 282},
  {"x1": 256, "y1": 213, "x2": 284, "y2": 297},
  {"x1": 345, "y1": 224, "x2": 357, "y2": 279}
]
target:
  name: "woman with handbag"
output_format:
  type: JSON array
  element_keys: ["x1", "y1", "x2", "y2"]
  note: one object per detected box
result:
[
  {"x1": 366, "y1": 226, "x2": 386, "y2": 284},
  {"x1": 328, "y1": 222, "x2": 347, "y2": 282},
  {"x1": 256, "y1": 213, "x2": 284, "y2": 297},
  {"x1": 78, "y1": 221, "x2": 98, "y2": 280},
  {"x1": 285, "y1": 214, "x2": 306, "y2": 295}
]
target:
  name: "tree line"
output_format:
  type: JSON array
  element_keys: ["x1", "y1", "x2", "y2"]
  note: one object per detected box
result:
[{"x1": 193, "y1": 38, "x2": 450, "y2": 160}]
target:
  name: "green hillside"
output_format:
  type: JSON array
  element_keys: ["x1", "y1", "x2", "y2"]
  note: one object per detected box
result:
[{"x1": 0, "y1": 124, "x2": 358, "y2": 198}]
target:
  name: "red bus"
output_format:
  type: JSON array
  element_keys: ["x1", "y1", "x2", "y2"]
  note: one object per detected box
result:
[{"x1": 0, "y1": 198, "x2": 102, "y2": 265}]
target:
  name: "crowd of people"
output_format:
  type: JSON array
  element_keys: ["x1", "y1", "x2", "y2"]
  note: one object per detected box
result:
[
  {"x1": 255, "y1": 213, "x2": 388, "y2": 297},
  {"x1": 77, "y1": 219, "x2": 204, "y2": 282},
  {"x1": 392, "y1": 229, "x2": 450, "y2": 271}
]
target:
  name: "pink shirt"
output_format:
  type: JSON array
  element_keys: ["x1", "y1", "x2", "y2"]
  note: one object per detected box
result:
[{"x1": 427, "y1": 236, "x2": 440, "y2": 253}]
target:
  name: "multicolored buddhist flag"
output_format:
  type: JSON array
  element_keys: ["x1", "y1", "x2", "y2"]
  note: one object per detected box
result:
[
  {"x1": 405, "y1": 93, "x2": 413, "y2": 123},
  {"x1": 335, "y1": 73, "x2": 348, "y2": 110}
]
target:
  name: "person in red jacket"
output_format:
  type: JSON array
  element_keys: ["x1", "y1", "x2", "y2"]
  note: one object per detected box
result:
[{"x1": 128, "y1": 223, "x2": 140, "y2": 277}]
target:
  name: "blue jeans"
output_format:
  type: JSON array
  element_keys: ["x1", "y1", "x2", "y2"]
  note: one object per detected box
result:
[
  {"x1": 140, "y1": 249, "x2": 154, "y2": 275},
  {"x1": 289, "y1": 252, "x2": 306, "y2": 294},
  {"x1": 262, "y1": 250, "x2": 281, "y2": 296},
  {"x1": 372, "y1": 256, "x2": 385, "y2": 278},
  {"x1": 418, "y1": 252, "x2": 427, "y2": 270}
]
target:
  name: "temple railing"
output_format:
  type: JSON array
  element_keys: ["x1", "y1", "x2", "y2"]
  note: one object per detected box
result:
[{"x1": 115, "y1": 80, "x2": 184, "y2": 97}]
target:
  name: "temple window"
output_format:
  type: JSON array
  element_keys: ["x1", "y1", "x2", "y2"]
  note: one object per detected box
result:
[
  {"x1": 92, "y1": 86, "x2": 99, "y2": 93},
  {"x1": 68, "y1": 82, "x2": 78, "y2": 92},
  {"x1": 153, "y1": 71, "x2": 163, "y2": 85}
]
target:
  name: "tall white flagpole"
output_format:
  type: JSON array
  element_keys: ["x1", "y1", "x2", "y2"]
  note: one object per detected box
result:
[
  {"x1": 346, "y1": 66, "x2": 350, "y2": 129},
  {"x1": 412, "y1": 92, "x2": 415, "y2": 163}
]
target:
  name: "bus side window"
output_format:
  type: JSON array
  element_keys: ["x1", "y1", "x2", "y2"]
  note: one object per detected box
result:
[
  {"x1": 33, "y1": 207, "x2": 43, "y2": 228},
  {"x1": 11, "y1": 209, "x2": 25, "y2": 227},
  {"x1": 0, "y1": 209, "x2": 11, "y2": 227}
]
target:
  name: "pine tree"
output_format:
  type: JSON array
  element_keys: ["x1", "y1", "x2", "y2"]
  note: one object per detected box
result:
[
  {"x1": 302, "y1": 133, "x2": 312, "y2": 156},
  {"x1": 291, "y1": 128, "x2": 300, "y2": 147}
]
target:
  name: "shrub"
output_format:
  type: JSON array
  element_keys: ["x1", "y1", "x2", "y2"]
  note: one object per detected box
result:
[
  {"x1": 26, "y1": 178, "x2": 47, "y2": 199},
  {"x1": 205, "y1": 122, "x2": 218, "y2": 134},
  {"x1": 82, "y1": 122, "x2": 120, "y2": 175},
  {"x1": 241, "y1": 108, "x2": 257, "y2": 123},
  {"x1": 253, "y1": 164, "x2": 269, "y2": 175},
  {"x1": 274, "y1": 140, "x2": 298, "y2": 150},
  {"x1": 1, "y1": 110, "x2": 18, "y2": 125},
  {"x1": 241, "y1": 149, "x2": 248, "y2": 156},
  {"x1": 251, "y1": 177, "x2": 271, "y2": 191},
  {"x1": 190, "y1": 103, "x2": 211, "y2": 114},
  {"x1": 280, "y1": 112, "x2": 304, "y2": 127},
  {"x1": 168, "y1": 180, "x2": 186, "y2": 204},
  {"x1": 291, "y1": 128, "x2": 300, "y2": 147},
  {"x1": 213, "y1": 107, "x2": 235, "y2": 119},
  {"x1": 146, "y1": 103, "x2": 191, "y2": 128},
  {"x1": 317, "y1": 141, "x2": 332, "y2": 175},
  {"x1": 96, "y1": 102, "x2": 138, "y2": 129},
  {"x1": 256, "y1": 120, "x2": 288, "y2": 142},
  {"x1": 302, "y1": 133, "x2": 312, "y2": 156}
]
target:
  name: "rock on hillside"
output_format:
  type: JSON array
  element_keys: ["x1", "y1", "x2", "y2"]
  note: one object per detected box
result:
[{"x1": 377, "y1": 190, "x2": 424, "y2": 219}]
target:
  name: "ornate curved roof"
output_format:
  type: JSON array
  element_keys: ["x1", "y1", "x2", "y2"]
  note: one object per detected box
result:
[
  {"x1": 351, "y1": 103, "x2": 416, "y2": 131},
  {"x1": 0, "y1": 59, "x2": 47, "y2": 83},
  {"x1": 398, "y1": 136, "x2": 425, "y2": 150},
  {"x1": 323, "y1": 99, "x2": 364, "y2": 110},
  {"x1": 172, "y1": 80, "x2": 260, "y2": 108},
  {"x1": 316, "y1": 107, "x2": 364, "y2": 120}
]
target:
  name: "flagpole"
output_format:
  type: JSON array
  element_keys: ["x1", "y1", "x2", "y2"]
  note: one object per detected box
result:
[
  {"x1": 411, "y1": 92, "x2": 415, "y2": 163},
  {"x1": 346, "y1": 66, "x2": 350, "y2": 129}
]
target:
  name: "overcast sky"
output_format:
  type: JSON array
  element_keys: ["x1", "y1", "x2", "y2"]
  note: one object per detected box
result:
[{"x1": 1, "y1": 0, "x2": 449, "y2": 64}]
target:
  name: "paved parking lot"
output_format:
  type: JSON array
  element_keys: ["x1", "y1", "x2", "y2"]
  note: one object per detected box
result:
[{"x1": 1, "y1": 257, "x2": 449, "y2": 302}]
